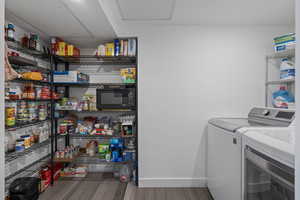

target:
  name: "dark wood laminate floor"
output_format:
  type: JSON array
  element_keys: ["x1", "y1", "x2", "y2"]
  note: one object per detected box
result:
[
  {"x1": 39, "y1": 173, "x2": 127, "y2": 200},
  {"x1": 124, "y1": 183, "x2": 213, "y2": 200},
  {"x1": 40, "y1": 173, "x2": 212, "y2": 200}
]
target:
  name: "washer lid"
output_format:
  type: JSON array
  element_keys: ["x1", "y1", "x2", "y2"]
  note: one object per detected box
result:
[{"x1": 208, "y1": 118, "x2": 264, "y2": 132}]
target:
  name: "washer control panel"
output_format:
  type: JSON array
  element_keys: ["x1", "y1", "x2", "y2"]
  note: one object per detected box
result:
[{"x1": 248, "y1": 107, "x2": 295, "y2": 126}]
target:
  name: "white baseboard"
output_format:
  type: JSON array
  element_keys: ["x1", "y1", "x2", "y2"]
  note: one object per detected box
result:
[{"x1": 138, "y1": 177, "x2": 207, "y2": 188}]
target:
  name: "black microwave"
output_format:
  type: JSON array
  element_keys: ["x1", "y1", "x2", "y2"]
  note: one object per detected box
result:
[{"x1": 96, "y1": 84, "x2": 136, "y2": 109}]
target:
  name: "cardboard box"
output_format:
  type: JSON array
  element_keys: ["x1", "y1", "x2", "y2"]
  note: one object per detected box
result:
[
  {"x1": 58, "y1": 42, "x2": 66, "y2": 56},
  {"x1": 105, "y1": 43, "x2": 114, "y2": 56},
  {"x1": 67, "y1": 45, "x2": 74, "y2": 56},
  {"x1": 54, "y1": 71, "x2": 89, "y2": 83}
]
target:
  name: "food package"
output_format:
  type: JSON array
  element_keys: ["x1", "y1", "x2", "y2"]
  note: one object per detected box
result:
[
  {"x1": 58, "y1": 42, "x2": 67, "y2": 56},
  {"x1": 54, "y1": 71, "x2": 89, "y2": 83},
  {"x1": 273, "y1": 33, "x2": 296, "y2": 52},
  {"x1": 51, "y1": 37, "x2": 64, "y2": 55},
  {"x1": 97, "y1": 45, "x2": 106, "y2": 56},
  {"x1": 67, "y1": 45, "x2": 74, "y2": 56},
  {"x1": 105, "y1": 43, "x2": 114, "y2": 56},
  {"x1": 21, "y1": 72, "x2": 43, "y2": 81},
  {"x1": 120, "y1": 68, "x2": 136, "y2": 83}
]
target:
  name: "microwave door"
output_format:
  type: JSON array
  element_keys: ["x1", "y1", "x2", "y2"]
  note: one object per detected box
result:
[{"x1": 97, "y1": 89, "x2": 134, "y2": 109}]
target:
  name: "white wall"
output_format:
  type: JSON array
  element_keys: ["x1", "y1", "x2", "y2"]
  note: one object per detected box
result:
[
  {"x1": 295, "y1": 0, "x2": 300, "y2": 198},
  {"x1": 0, "y1": 0, "x2": 5, "y2": 198},
  {"x1": 127, "y1": 25, "x2": 293, "y2": 187}
]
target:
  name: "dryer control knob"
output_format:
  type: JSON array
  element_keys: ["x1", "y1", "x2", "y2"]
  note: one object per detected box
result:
[{"x1": 262, "y1": 110, "x2": 270, "y2": 116}]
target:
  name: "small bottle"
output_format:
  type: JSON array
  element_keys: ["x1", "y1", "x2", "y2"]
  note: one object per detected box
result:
[
  {"x1": 29, "y1": 33, "x2": 37, "y2": 50},
  {"x1": 21, "y1": 34, "x2": 29, "y2": 48},
  {"x1": 7, "y1": 23, "x2": 15, "y2": 41}
]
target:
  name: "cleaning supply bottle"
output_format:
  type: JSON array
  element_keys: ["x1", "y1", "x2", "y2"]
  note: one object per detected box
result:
[
  {"x1": 280, "y1": 58, "x2": 295, "y2": 80},
  {"x1": 272, "y1": 86, "x2": 294, "y2": 108}
]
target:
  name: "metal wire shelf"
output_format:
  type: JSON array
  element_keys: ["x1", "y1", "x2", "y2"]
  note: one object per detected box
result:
[
  {"x1": 53, "y1": 82, "x2": 136, "y2": 88},
  {"x1": 8, "y1": 56, "x2": 37, "y2": 66},
  {"x1": 6, "y1": 118, "x2": 50, "y2": 130},
  {"x1": 7, "y1": 40, "x2": 51, "y2": 61},
  {"x1": 54, "y1": 55, "x2": 137, "y2": 65},
  {"x1": 5, "y1": 99, "x2": 54, "y2": 102},
  {"x1": 10, "y1": 78, "x2": 51, "y2": 85},
  {"x1": 5, "y1": 155, "x2": 50, "y2": 181},
  {"x1": 69, "y1": 134, "x2": 136, "y2": 139}
]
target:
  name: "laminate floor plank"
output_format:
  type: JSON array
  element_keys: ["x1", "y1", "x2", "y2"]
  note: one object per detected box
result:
[
  {"x1": 90, "y1": 182, "x2": 119, "y2": 200},
  {"x1": 123, "y1": 187, "x2": 212, "y2": 200},
  {"x1": 39, "y1": 181, "x2": 80, "y2": 200},
  {"x1": 39, "y1": 173, "x2": 127, "y2": 200},
  {"x1": 65, "y1": 181, "x2": 101, "y2": 200}
]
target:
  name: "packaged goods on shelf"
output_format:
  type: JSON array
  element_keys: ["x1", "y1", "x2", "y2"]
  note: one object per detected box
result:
[
  {"x1": 54, "y1": 145, "x2": 80, "y2": 161},
  {"x1": 21, "y1": 72, "x2": 43, "y2": 81},
  {"x1": 120, "y1": 68, "x2": 136, "y2": 83},
  {"x1": 40, "y1": 163, "x2": 63, "y2": 190},
  {"x1": 97, "y1": 45, "x2": 106, "y2": 56},
  {"x1": 58, "y1": 119, "x2": 76, "y2": 135},
  {"x1": 53, "y1": 71, "x2": 89, "y2": 83},
  {"x1": 5, "y1": 122, "x2": 51, "y2": 153},
  {"x1": 5, "y1": 82, "x2": 58, "y2": 101},
  {"x1": 60, "y1": 165, "x2": 87, "y2": 178},
  {"x1": 55, "y1": 95, "x2": 96, "y2": 111},
  {"x1": 105, "y1": 43, "x2": 115, "y2": 56},
  {"x1": 51, "y1": 37, "x2": 80, "y2": 56},
  {"x1": 14, "y1": 67, "x2": 50, "y2": 82},
  {"x1": 95, "y1": 38, "x2": 137, "y2": 57},
  {"x1": 273, "y1": 33, "x2": 296, "y2": 52},
  {"x1": 98, "y1": 144, "x2": 110, "y2": 160},
  {"x1": 128, "y1": 39, "x2": 137, "y2": 56},
  {"x1": 75, "y1": 116, "x2": 118, "y2": 136},
  {"x1": 280, "y1": 58, "x2": 295, "y2": 80},
  {"x1": 272, "y1": 86, "x2": 295, "y2": 109}
]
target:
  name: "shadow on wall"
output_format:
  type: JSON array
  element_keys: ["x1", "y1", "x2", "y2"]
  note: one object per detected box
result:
[{"x1": 192, "y1": 125, "x2": 208, "y2": 187}]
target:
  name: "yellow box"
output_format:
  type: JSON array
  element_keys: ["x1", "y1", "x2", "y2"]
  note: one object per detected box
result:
[
  {"x1": 58, "y1": 42, "x2": 66, "y2": 56},
  {"x1": 105, "y1": 43, "x2": 114, "y2": 56},
  {"x1": 67, "y1": 45, "x2": 74, "y2": 56}
]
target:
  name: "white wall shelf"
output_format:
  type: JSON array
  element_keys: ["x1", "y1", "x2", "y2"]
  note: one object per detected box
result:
[{"x1": 265, "y1": 50, "x2": 295, "y2": 107}]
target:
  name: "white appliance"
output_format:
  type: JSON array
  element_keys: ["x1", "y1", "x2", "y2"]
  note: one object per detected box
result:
[
  {"x1": 207, "y1": 107, "x2": 295, "y2": 200},
  {"x1": 242, "y1": 128, "x2": 294, "y2": 200}
]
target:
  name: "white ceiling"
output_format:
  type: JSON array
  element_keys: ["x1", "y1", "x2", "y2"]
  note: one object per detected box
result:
[
  {"x1": 5, "y1": 0, "x2": 294, "y2": 49},
  {"x1": 117, "y1": 0, "x2": 176, "y2": 20},
  {"x1": 5, "y1": 0, "x2": 117, "y2": 48},
  {"x1": 113, "y1": 0, "x2": 295, "y2": 25}
]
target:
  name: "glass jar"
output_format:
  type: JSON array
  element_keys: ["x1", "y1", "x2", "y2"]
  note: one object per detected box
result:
[
  {"x1": 17, "y1": 101, "x2": 28, "y2": 124},
  {"x1": 7, "y1": 23, "x2": 15, "y2": 41}
]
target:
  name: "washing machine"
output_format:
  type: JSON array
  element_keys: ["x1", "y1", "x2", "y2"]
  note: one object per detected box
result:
[
  {"x1": 242, "y1": 127, "x2": 294, "y2": 200},
  {"x1": 207, "y1": 107, "x2": 295, "y2": 200}
]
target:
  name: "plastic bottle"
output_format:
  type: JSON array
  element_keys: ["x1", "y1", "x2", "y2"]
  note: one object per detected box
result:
[
  {"x1": 119, "y1": 165, "x2": 131, "y2": 183},
  {"x1": 272, "y1": 86, "x2": 294, "y2": 108},
  {"x1": 280, "y1": 58, "x2": 295, "y2": 80}
]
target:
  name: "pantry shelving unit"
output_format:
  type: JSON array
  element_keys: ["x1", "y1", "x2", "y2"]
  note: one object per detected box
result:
[
  {"x1": 52, "y1": 37, "x2": 139, "y2": 186},
  {"x1": 5, "y1": 37, "x2": 139, "y2": 194},
  {"x1": 265, "y1": 49, "x2": 295, "y2": 107},
  {"x1": 5, "y1": 41, "x2": 56, "y2": 194}
]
